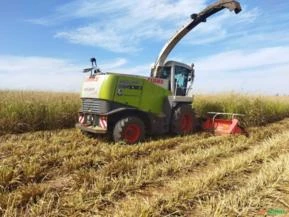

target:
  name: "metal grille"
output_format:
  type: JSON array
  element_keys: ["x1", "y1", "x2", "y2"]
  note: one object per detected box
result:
[{"x1": 81, "y1": 98, "x2": 107, "y2": 113}]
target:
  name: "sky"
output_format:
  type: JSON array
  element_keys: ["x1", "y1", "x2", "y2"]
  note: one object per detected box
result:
[{"x1": 0, "y1": 0, "x2": 289, "y2": 94}]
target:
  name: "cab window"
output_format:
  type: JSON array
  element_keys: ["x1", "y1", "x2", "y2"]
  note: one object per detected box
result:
[
  {"x1": 174, "y1": 65, "x2": 190, "y2": 96},
  {"x1": 159, "y1": 66, "x2": 171, "y2": 79}
]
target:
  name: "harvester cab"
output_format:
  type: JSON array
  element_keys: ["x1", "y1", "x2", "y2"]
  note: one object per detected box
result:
[
  {"x1": 155, "y1": 61, "x2": 195, "y2": 97},
  {"x1": 76, "y1": 0, "x2": 244, "y2": 143}
]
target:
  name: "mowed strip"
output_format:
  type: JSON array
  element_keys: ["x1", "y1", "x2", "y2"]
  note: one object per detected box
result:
[
  {"x1": 111, "y1": 128, "x2": 289, "y2": 217},
  {"x1": 0, "y1": 128, "x2": 228, "y2": 216},
  {"x1": 199, "y1": 152, "x2": 289, "y2": 217},
  {"x1": 1, "y1": 119, "x2": 289, "y2": 216},
  {"x1": 46, "y1": 119, "x2": 289, "y2": 215},
  {"x1": 0, "y1": 130, "x2": 217, "y2": 192},
  {"x1": 93, "y1": 119, "x2": 289, "y2": 214}
]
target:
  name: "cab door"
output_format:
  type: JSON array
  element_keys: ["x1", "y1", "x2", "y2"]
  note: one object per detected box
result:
[{"x1": 172, "y1": 65, "x2": 191, "y2": 96}]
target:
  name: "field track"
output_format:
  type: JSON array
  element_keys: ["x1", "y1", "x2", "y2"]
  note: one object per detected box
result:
[{"x1": 1, "y1": 119, "x2": 289, "y2": 216}]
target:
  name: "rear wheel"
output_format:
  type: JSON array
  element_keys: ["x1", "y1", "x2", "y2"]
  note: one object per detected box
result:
[
  {"x1": 113, "y1": 116, "x2": 145, "y2": 144},
  {"x1": 171, "y1": 104, "x2": 196, "y2": 135}
]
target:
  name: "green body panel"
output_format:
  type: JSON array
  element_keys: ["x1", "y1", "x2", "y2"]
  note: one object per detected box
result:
[
  {"x1": 140, "y1": 79, "x2": 171, "y2": 114},
  {"x1": 113, "y1": 76, "x2": 144, "y2": 108},
  {"x1": 98, "y1": 75, "x2": 118, "y2": 99},
  {"x1": 96, "y1": 74, "x2": 171, "y2": 115}
]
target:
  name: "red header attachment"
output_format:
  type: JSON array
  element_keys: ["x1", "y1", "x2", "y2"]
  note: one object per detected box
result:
[{"x1": 202, "y1": 112, "x2": 248, "y2": 136}]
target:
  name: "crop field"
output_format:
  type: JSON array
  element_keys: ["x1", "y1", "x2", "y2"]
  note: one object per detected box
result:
[
  {"x1": 0, "y1": 91, "x2": 80, "y2": 135},
  {"x1": 1, "y1": 91, "x2": 289, "y2": 216}
]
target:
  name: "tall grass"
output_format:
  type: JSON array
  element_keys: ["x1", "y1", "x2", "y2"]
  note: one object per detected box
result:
[
  {"x1": 0, "y1": 90, "x2": 80, "y2": 135},
  {"x1": 194, "y1": 93, "x2": 289, "y2": 126},
  {"x1": 1, "y1": 91, "x2": 289, "y2": 135}
]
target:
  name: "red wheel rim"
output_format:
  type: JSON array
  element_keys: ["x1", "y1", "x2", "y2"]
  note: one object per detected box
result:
[
  {"x1": 123, "y1": 124, "x2": 141, "y2": 143},
  {"x1": 180, "y1": 114, "x2": 193, "y2": 133}
]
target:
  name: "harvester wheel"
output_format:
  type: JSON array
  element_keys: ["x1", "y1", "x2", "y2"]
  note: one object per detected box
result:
[
  {"x1": 113, "y1": 116, "x2": 145, "y2": 144},
  {"x1": 171, "y1": 104, "x2": 196, "y2": 135}
]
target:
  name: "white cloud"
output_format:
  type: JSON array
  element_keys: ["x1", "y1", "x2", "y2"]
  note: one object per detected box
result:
[
  {"x1": 101, "y1": 58, "x2": 127, "y2": 70},
  {"x1": 55, "y1": 0, "x2": 205, "y2": 21},
  {"x1": 193, "y1": 46, "x2": 289, "y2": 94},
  {"x1": 108, "y1": 64, "x2": 151, "y2": 76},
  {"x1": 0, "y1": 56, "x2": 78, "y2": 74},
  {"x1": 53, "y1": 0, "x2": 207, "y2": 52},
  {"x1": 194, "y1": 64, "x2": 289, "y2": 94},
  {"x1": 55, "y1": 25, "x2": 140, "y2": 53},
  {"x1": 225, "y1": 30, "x2": 289, "y2": 48},
  {"x1": 1, "y1": 45, "x2": 288, "y2": 94},
  {"x1": 31, "y1": 0, "x2": 259, "y2": 53},
  {"x1": 0, "y1": 56, "x2": 129, "y2": 91},
  {"x1": 0, "y1": 56, "x2": 82, "y2": 91},
  {"x1": 195, "y1": 46, "x2": 289, "y2": 73}
]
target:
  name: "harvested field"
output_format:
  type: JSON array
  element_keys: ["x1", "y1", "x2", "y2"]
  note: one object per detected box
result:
[{"x1": 1, "y1": 119, "x2": 289, "y2": 216}]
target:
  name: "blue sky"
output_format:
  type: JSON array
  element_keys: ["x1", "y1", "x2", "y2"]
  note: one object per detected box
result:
[{"x1": 0, "y1": 0, "x2": 289, "y2": 94}]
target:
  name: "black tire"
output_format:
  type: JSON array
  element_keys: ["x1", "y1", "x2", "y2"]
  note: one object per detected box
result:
[
  {"x1": 171, "y1": 104, "x2": 196, "y2": 135},
  {"x1": 113, "y1": 116, "x2": 145, "y2": 144}
]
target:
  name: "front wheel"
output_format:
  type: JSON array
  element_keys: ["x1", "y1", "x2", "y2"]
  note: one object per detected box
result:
[
  {"x1": 171, "y1": 104, "x2": 196, "y2": 135},
  {"x1": 113, "y1": 116, "x2": 145, "y2": 144}
]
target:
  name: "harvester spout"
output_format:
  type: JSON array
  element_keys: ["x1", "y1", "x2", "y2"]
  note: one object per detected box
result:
[{"x1": 151, "y1": 0, "x2": 241, "y2": 77}]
